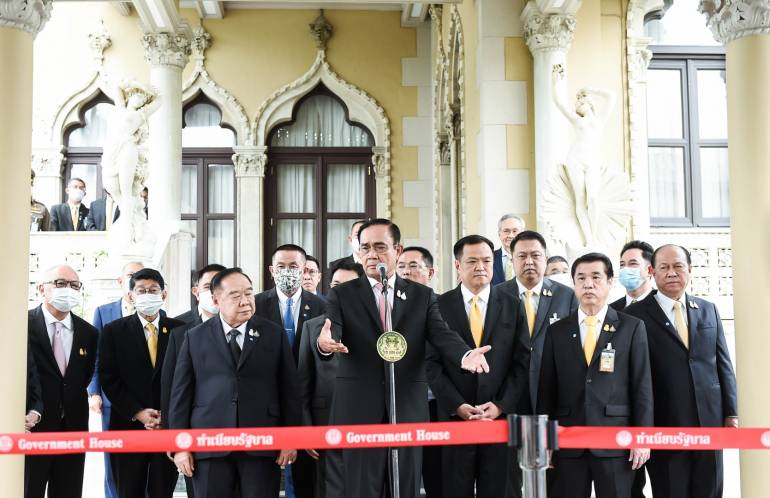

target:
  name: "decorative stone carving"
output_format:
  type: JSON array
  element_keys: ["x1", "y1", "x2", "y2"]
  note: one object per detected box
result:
[
  {"x1": 88, "y1": 21, "x2": 112, "y2": 68},
  {"x1": 233, "y1": 147, "x2": 266, "y2": 177},
  {"x1": 309, "y1": 9, "x2": 333, "y2": 50},
  {"x1": 690, "y1": 247, "x2": 710, "y2": 267},
  {"x1": 699, "y1": 0, "x2": 770, "y2": 44},
  {"x1": 522, "y1": 11, "x2": 577, "y2": 53},
  {"x1": 428, "y1": 4, "x2": 443, "y2": 23},
  {"x1": 372, "y1": 147, "x2": 388, "y2": 178},
  {"x1": 436, "y1": 133, "x2": 451, "y2": 166},
  {"x1": 719, "y1": 276, "x2": 734, "y2": 296},
  {"x1": 0, "y1": 0, "x2": 52, "y2": 36},
  {"x1": 718, "y1": 247, "x2": 732, "y2": 267},
  {"x1": 31, "y1": 147, "x2": 64, "y2": 176},
  {"x1": 142, "y1": 29, "x2": 191, "y2": 68},
  {"x1": 690, "y1": 276, "x2": 711, "y2": 296},
  {"x1": 182, "y1": 28, "x2": 251, "y2": 145}
]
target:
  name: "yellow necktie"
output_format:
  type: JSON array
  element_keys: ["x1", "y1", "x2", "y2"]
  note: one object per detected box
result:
[
  {"x1": 524, "y1": 290, "x2": 536, "y2": 336},
  {"x1": 106, "y1": 196, "x2": 114, "y2": 230},
  {"x1": 71, "y1": 205, "x2": 79, "y2": 230},
  {"x1": 469, "y1": 296, "x2": 484, "y2": 347},
  {"x1": 504, "y1": 257, "x2": 514, "y2": 281},
  {"x1": 674, "y1": 302, "x2": 689, "y2": 349},
  {"x1": 146, "y1": 323, "x2": 158, "y2": 367},
  {"x1": 584, "y1": 315, "x2": 598, "y2": 365}
]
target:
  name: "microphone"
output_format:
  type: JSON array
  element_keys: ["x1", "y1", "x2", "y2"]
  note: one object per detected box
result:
[{"x1": 376, "y1": 262, "x2": 388, "y2": 285}]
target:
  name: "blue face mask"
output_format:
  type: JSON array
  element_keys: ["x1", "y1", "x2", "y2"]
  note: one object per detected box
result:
[{"x1": 618, "y1": 267, "x2": 644, "y2": 291}]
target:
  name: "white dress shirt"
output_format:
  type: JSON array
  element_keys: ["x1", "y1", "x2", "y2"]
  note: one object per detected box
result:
[
  {"x1": 577, "y1": 305, "x2": 609, "y2": 348},
  {"x1": 120, "y1": 298, "x2": 133, "y2": 318},
  {"x1": 220, "y1": 316, "x2": 247, "y2": 349},
  {"x1": 196, "y1": 305, "x2": 213, "y2": 323},
  {"x1": 460, "y1": 284, "x2": 491, "y2": 327},
  {"x1": 516, "y1": 278, "x2": 544, "y2": 311},
  {"x1": 41, "y1": 305, "x2": 74, "y2": 361},
  {"x1": 137, "y1": 313, "x2": 161, "y2": 341},
  {"x1": 625, "y1": 288, "x2": 652, "y2": 307},
  {"x1": 276, "y1": 287, "x2": 302, "y2": 332},
  {"x1": 654, "y1": 292, "x2": 689, "y2": 326}
]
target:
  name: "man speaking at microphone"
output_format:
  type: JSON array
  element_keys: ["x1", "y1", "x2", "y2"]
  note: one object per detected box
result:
[{"x1": 318, "y1": 218, "x2": 492, "y2": 498}]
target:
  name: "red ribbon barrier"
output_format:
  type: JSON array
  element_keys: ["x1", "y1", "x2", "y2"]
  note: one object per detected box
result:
[{"x1": 2, "y1": 422, "x2": 769, "y2": 455}]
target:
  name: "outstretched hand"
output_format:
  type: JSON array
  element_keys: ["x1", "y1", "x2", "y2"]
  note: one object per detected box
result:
[
  {"x1": 317, "y1": 319, "x2": 348, "y2": 354},
  {"x1": 461, "y1": 345, "x2": 491, "y2": 374}
]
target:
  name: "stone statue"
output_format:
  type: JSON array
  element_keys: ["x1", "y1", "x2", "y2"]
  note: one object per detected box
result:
[
  {"x1": 309, "y1": 10, "x2": 333, "y2": 50},
  {"x1": 542, "y1": 64, "x2": 633, "y2": 258},
  {"x1": 101, "y1": 80, "x2": 160, "y2": 254}
]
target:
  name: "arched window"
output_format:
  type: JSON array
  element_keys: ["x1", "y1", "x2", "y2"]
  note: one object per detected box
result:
[
  {"x1": 644, "y1": 0, "x2": 728, "y2": 227},
  {"x1": 181, "y1": 95, "x2": 237, "y2": 270},
  {"x1": 265, "y1": 85, "x2": 376, "y2": 288},
  {"x1": 63, "y1": 92, "x2": 114, "y2": 208}
]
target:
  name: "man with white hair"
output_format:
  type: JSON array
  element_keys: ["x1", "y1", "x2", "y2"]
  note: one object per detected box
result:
[
  {"x1": 26, "y1": 265, "x2": 98, "y2": 498},
  {"x1": 492, "y1": 214, "x2": 525, "y2": 285}
]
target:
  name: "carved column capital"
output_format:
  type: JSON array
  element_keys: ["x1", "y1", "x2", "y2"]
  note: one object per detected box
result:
[
  {"x1": 372, "y1": 146, "x2": 389, "y2": 178},
  {"x1": 233, "y1": 147, "x2": 266, "y2": 178},
  {"x1": 0, "y1": 0, "x2": 52, "y2": 36},
  {"x1": 521, "y1": 1, "x2": 579, "y2": 54},
  {"x1": 190, "y1": 26, "x2": 211, "y2": 67},
  {"x1": 88, "y1": 21, "x2": 112, "y2": 68},
  {"x1": 699, "y1": 0, "x2": 770, "y2": 44},
  {"x1": 142, "y1": 27, "x2": 191, "y2": 69}
]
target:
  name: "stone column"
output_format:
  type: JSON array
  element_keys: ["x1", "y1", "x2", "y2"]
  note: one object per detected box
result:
[
  {"x1": 31, "y1": 146, "x2": 65, "y2": 208},
  {"x1": 142, "y1": 27, "x2": 191, "y2": 235},
  {"x1": 233, "y1": 146, "x2": 266, "y2": 289},
  {"x1": 0, "y1": 1, "x2": 52, "y2": 493},
  {"x1": 521, "y1": 0, "x2": 581, "y2": 234},
  {"x1": 700, "y1": 2, "x2": 770, "y2": 496}
]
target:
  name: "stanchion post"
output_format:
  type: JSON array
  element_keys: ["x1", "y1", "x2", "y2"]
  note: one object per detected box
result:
[{"x1": 508, "y1": 414, "x2": 558, "y2": 498}]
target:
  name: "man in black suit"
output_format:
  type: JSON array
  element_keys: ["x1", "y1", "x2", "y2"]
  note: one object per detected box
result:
[
  {"x1": 396, "y1": 246, "x2": 436, "y2": 287},
  {"x1": 625, "y1": 244, "x2": 738, "y2": 498},
  {"x1": 170, "y1": 268, "x2": 300, "y2": 498},
  {"x1": 497, "y1": 230, "x2": 577, "y2": 412},
  {"x1": 611, "y1": 241, "x2": 655, "y2": 312},
  {"x1": 492, "y1": 214, "x2": 525, "y2": 285},
  {"x1": 427, "y1": 235, "x2": 529, "y2": 498},
  {"x1": 254, "y1": 244, "x2": 325, "y2": 498},
  {"x1": 317, "y1": 218, "x2": 492, "y2": 498},
  {"x1": 609, "y1": 240, "x2": 654, "y2": 498},
  {"x1": 160, "y1": 264, "x2": 225, "y2": 498},
  {"x1": 302, "y1": 255, "x2": 324, "y2": 296},
  {"x1": 49, "y1": 177, "x2": 89, "y2": 231},
  {"x1": 538, "y1": 252, "x2": 653, "y2": 498},
  {"x1": 25, "y1": 265, "x2": 98, "y2": 498},
  {"x1": 326, "y1": 219, "x2": 365, "y2": 289},
  {"x1": 99, "y1": 268, "x2": 184, "y2": 498},
  {"x1": 298, "y1": 261, "x2": 364, "y2": 498},
  {"x1": 85, "y1": 193, "x2": 120, "y2": 231}
]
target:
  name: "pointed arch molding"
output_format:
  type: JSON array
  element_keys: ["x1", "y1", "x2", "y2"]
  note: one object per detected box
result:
[{"x1": 252, "y1": 49, "x2": 392, "y2": 218}]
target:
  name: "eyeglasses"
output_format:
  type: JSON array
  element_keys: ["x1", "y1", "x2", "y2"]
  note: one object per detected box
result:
[
  {"x1": 133, "y1": 288, "x2": 162, "y2": 295},
  {"x1": 359, "y1": 243, "x2": 392, "y2": 254},
  {"x1": 304, "y1": 270, "x2": 320, "y2": 276},
  {"x1": 44, "y1": 279, "x2": 83, "y2": 291}
]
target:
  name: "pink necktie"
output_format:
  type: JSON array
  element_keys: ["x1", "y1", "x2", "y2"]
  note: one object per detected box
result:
[
  {"x1": 52, "y1": 322, "x2": 67, "y2": 376},
  {"x1": 375, "y1": 282, "x2": 388, "y2": 330}
]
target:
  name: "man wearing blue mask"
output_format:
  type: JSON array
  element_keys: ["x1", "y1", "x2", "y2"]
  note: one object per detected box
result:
[
  {"x1": 612, "y1": 241, "x2": 654, "y2": 311},
  {"x1": 610, "y1": 240, "x2": 654, "y2": 498}
]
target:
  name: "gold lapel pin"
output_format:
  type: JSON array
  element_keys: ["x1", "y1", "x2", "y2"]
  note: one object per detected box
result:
[{"x1": 603, "y1": 324, "x2": 610, "y2": 332}]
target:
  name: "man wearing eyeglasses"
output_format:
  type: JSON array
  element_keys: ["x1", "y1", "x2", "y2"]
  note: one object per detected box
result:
[
  {"x1": 26, "y1": 265, "x2": 98, "y2": 498},
  {"x1": 492, "y1": 214, "x2": 525, "y2": 285},
  {"x1": 302, "y1": 255, "x2": 323, "y2": 296},
  {"x1": 99, "y1": 268, "x2": 184, "y2": 498},
  {"x1": 396, "y1": 247, "x2": 436, "y2": 287}
]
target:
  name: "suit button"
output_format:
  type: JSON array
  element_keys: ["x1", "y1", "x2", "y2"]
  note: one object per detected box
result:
[
  {"x1": 63, "y1": 383, "x2": 68, "y2": 387},
  {"x1": 586, "y1": 379, "x2": 592, "y2": 383}
]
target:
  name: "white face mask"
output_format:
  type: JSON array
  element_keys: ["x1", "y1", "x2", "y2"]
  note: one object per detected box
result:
[
  {"x1": 198, "y1": 289, "x2": 219, "y2": 315},
  {"x1": 547, "y1": 272, "x2": 573, "y2": 288},
  {"x1": 133, "y1": 293, "x2": 164, "y2": 317},
  {"x1": 49, "y1": 287, "x2": 81, "y2": 313},
  {"x1": 69, "y1": 189, "x2": 86, "y2": 202}
]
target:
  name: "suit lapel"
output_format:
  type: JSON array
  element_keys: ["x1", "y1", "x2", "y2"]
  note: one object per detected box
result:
[
  {"x1": 482, "y1": 287, "x2": 502, "y2": 346},
  {"x1": 266, "y1": 289, "x2": 283, "y2": 326},
  {"x1": 66, "y1": 317, "x2": 84, "y2": 377},
  {"x1": 32, "y1": 306, "x2": 60, "y2": 375},
  {"x1": 238, "y1": 316, "x2": 263, "y2": 369},
  {"x1": 354, "y1": 276, "x2": 383, "y2": 333},
  {"x1": 129, "y1": 314, "x2": 154, "y2": 370},
  {"x1": 446, "y1": 286, "x2": 475, "y2": 348},
  {"x1": 210, "y1": 317, "x2": 237, "y2": 369},
  {"x1": 390, "y1": 277, "x2": 410, "y2": 332},
  {"x1": 685, "y1": 294, "x2": 699, "y2": 348},
  {"x1": 533, "y1": 279, "x2": 554, "y2": 338},
  {"x1": 643, "y1": 292, "x2": 688, "y2": 350},
  {"x1": 155, "y1": 317, "x2": 173, "y2": 376},
  {"x1": 565, "y1": 312, "x2": 587, "y2": 371},
  {"x1": 590, "y1": 307, "x2": 619, "y2": 367}
]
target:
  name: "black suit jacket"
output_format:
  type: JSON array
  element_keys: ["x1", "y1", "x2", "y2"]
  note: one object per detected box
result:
[
  {"x1": 49, "y1": 203, "x2": 89, "y2": 231},
  {"x1": 325, "y1": 275, "x2": 471, "y2": 425},
  {"x1": 497, "y1": 277, "x2": 578, "y2": 410},
  {"x1": 297, "y1": 315, "x2": 338, "y2": 426},
  {"x1": 99, "y1": 313, "x2": 184, "y2": 430},
  {"x1": 26, "y1": 344, "x2": 44, "y2": 415},
  {"x1": 610, "y1": 295, "x2": 626, "y2": 311},
  {"x1": 625, "y1": 292, "x2": 738, "y2": 427},
  {"x1": 84, "y1": 196, "x2": 120, "y2": 231},
  {"x1": 253, "y1": 287, "x2": 326, "y2": 362},
  {"x1": 427, "y1": 285, "x2": 530, "y2": 420},
  {"x1": 27, "y1": 306, "x2": 98, "y2": 431},
  {"x1": 159, "y1": 309, "x2": 204, "y2": 427},
  {"x1": 537, "y1": 307, "x2": 653, "y2": 457},
  {"x1": 168, "y1": 314, "x2": 301, "y2": 459},
  {"x1": 492, "y1": 248, "x2": 506, "y2": 286}
]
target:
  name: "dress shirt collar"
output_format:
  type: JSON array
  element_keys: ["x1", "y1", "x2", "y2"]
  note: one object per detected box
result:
[
  {"x1": 368, "y1": 273, "x2": 397, "y2": 290},
  {"x1": 654, "y1": 291, "x2": 687, "y2": 314},
  {"x1": 460, "y1": 283, "x2": 491, "y2": 304},
  {"x1": 137, "y1": 313, "x2": 161, "y2": 331},
  {"x1": 516, "y1": 278, "x2": 544, "y2": 296},
  {"x1": 41, "y1": 304, "x2": 73, "y2": 331},
  {"x1": 220, "y1": 315, "x2": 248, "y2": 336},
  {"x1": 276, "y1": 286, "x2": 302, "y2": 304},
  {"x1": 626, "y1": 288, "x2": 652, "y2": 307},
  {"x1": 578, "y1": 304, "x2": 609, "y2": 326}
]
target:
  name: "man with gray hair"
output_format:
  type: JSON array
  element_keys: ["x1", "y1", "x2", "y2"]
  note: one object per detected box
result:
[
  {"x1": 26, "y1": 265, "x2": 98, "y2": 498},
  {"x1": 492, "y1": 214, "x2": 525, "y2": 285}
]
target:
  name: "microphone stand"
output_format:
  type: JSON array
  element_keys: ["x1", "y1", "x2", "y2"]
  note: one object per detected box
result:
[{"x1": 380, "y1": 270, "x2": 400, "y2": 498}]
